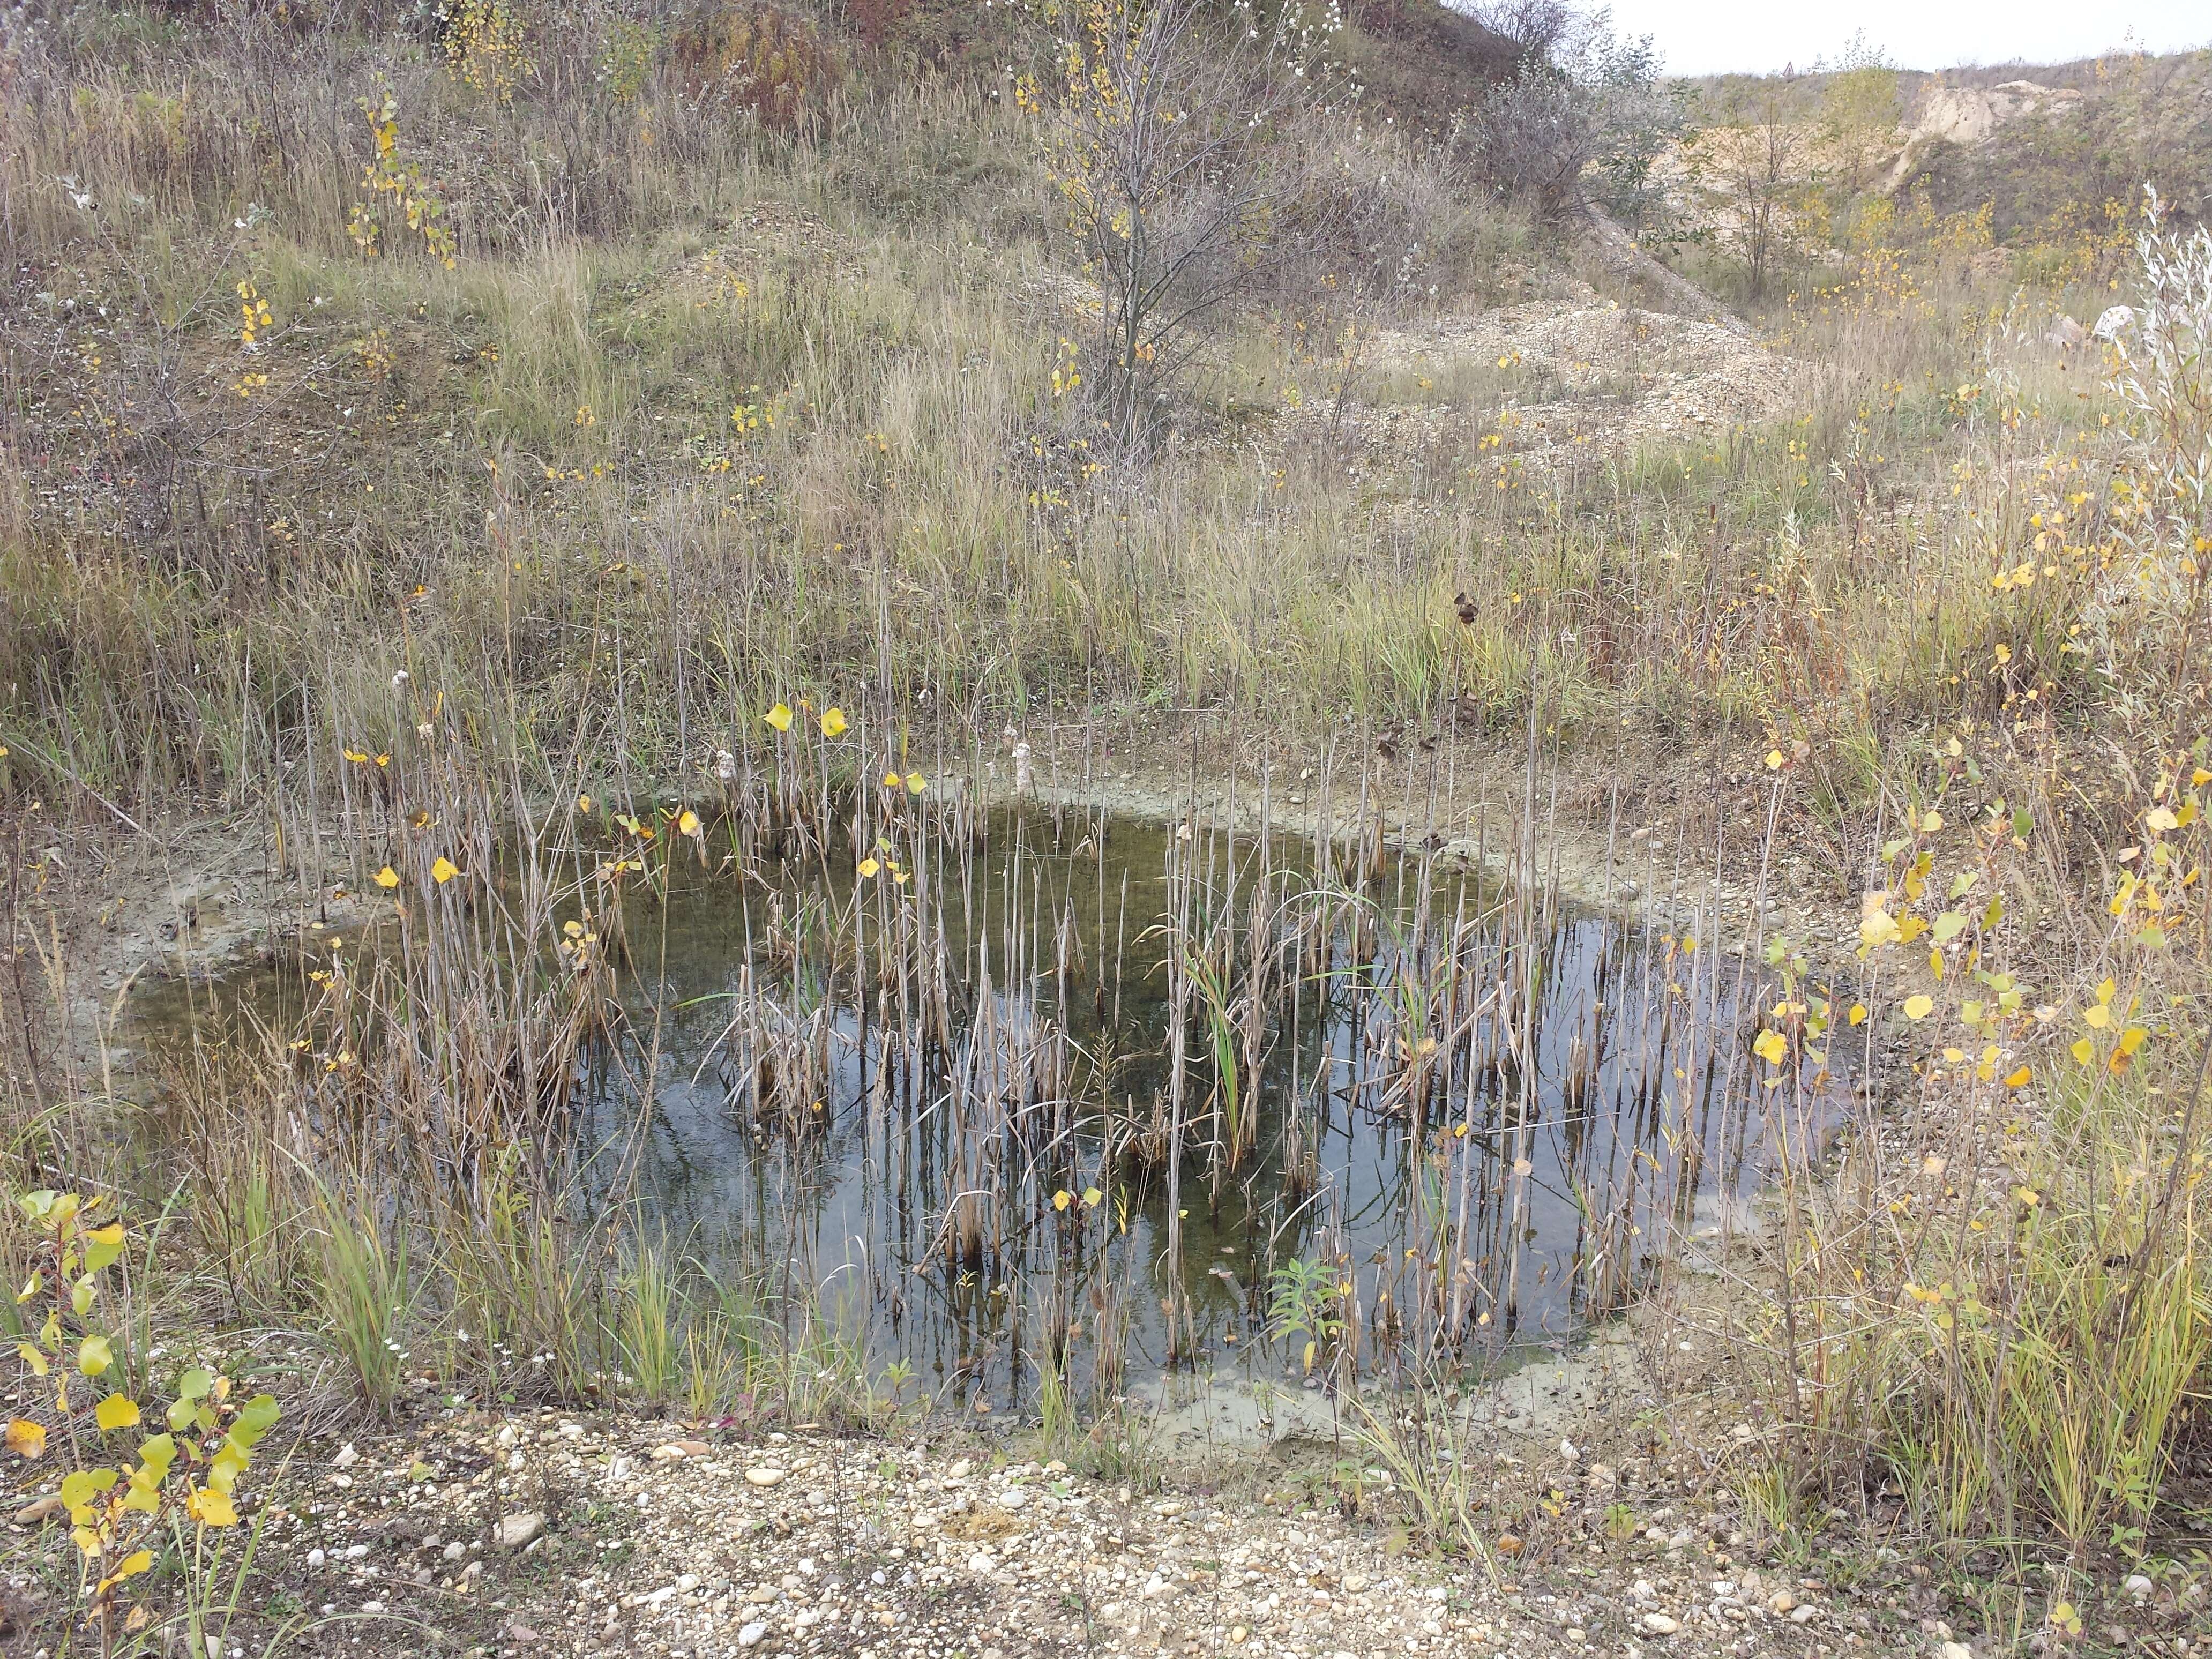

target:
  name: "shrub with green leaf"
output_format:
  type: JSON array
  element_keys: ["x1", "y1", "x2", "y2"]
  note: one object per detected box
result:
[{"x1": 6, "y1": 1192, "x2": 281, "y2": 1655}]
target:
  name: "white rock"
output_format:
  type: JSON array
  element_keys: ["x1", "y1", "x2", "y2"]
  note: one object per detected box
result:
[
  {"x1": 1940, "y1": 1644, "x2": 1974, "y2": 1659},
  {"x1": 966, "y1": 1551, "x2": 996, "y2": 1573},
  {"x1": 442, "y1": 1542, "x2": 466, "y2": 1562},
  {"x1": 332, "y1": 1443, "x2": 359, "y2": 1468},
  {"x1": 494, "y1": 1512, "x2": 544, "y2": 1551},
  {"x1": 1641, "y1": 1612, "x2": 1680, "y2": 1635},
  {"x1": 2094, "y1": 304, "x2": 2136, "y2": 341},
  {"x1": 305, "y1": 1548, "x2": 326, "y2": 1568},
  {"x1": 343, "y1": 1544, "x2": 370, "y2": 1561},
  {"x1": 744, "y1": 1467, "x2": 787, "y2": 1488},
  {"x1": 1342, "y1": 1574, "x2": 1368, "y2": 1594},
  {"x1": 1790, "y1": 1603, "x2": 1818, "y2": 1624},
  {"x1": 2124, "y1": 1574, "x2": 2154, "y2": 1600},
  {"x1": 737, "y1": 1621, "x2": 768, "y2": 1648}
]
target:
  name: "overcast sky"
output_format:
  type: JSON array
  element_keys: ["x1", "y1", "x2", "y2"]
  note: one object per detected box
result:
[{"x1": 1591, "y1": 0, "x2": 2210, "y2": 76}]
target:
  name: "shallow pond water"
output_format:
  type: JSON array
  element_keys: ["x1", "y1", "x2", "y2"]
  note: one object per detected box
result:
[{"x1": 133, "y1": 801, "x2": 1841, "y2": 1412}]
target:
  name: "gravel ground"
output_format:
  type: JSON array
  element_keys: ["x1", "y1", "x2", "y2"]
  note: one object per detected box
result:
[{"x1": 12, "y1": 1391, "x2": 2206, "y2": 1659}]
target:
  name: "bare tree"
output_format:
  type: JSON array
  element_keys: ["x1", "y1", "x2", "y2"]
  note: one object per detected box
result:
[
  {"x1": 1026, "y1": 0, "x2": 1341, "y2": 451},
  {"x1": 1688, "y1": 115, "x2": 1816, "y2": 301}
]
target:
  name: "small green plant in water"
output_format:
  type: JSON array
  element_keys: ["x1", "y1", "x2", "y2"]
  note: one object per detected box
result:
[{"x1": 1266, "y1": 1254, "x2": 1343, "y2": 1376}]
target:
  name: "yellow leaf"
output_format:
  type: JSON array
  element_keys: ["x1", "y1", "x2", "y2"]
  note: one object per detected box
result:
[
  {"x1": 2071, "y1": 1037, "x2": 2096, "y2": 1065},
  {"x1": 77, "y1": 1335, "x2": 113, "y2": 1377},
  {"x1": 1902, "y1": 995, "x2": 1934, "y2": 1021},
  {"x1": 2004, "y1": 1066, "x2": 2031, "y2": 1088},
  {"x1": 188, "y1": 1486, "x2": 238, "y2": 1528},
  {"x1": 883, "y1": 771, "x2": 903, "y2": 788},
  {"x1": 2082, "y1": 1003, "x2": 2111, "y2": 1029},
  {"x1": 2014, "y1": 1186, "x2": 2040, "y2": 1207},
  {"x1": 6, "y1": 1418, "x2": 46, "y2": 1459},
  {"x1": 2118, "y1": 1026, "x2": 2148, "y2": 1056},
  {"x1": 857, "y1": 857, "x2": 880, "y2": 879},
  {"x1": 1922, "y1": 810, "x2": 1943, "y2": 833},
  {"x1": 373, "y1": 866, "x2": 400, "y2": 890},
  {"x1": 677, "y1": 809, "x2": 702, "y2": 838},
  {"x1": 1859, "y1": 910, "x2": 1900, "y2": 948},
  {"x1": 906, "y1": 773, "x2": 927, "y2": 795},
  {"x1": 98, "y1": 1549, "x2": 153, "y2": 1593},
  {"x1": 2146, "y1": 806, "x2": 2178, "y2": 833},
  {"x1": 1765, "y1": 749, "x2": 1784, "y2": 770},
  {"x1": 431, "y1": 856, "x2": 459, "y2": 884},
  {"x1": 1081, "y1": 1187, "x2": 1103, "y2": 1207},
  {"x1": 1052, "y1": 1190, "x2": 1072, "y2": 1212},
  {"x1": 820, "y1": 707, "x2": 848, "y2": 738},
  {"x1": 94, "y1": 1394, "x2": 140, "y2": 1432},
  {"x1": 764, "y1": 703, "x2": 794, "y2": 732},
  {"x1": 1752, "y1": 1029, "x2": 1788, "y2": 1066},
  {"x1": 17, "y1": 1342, "x2": 48, "y2": 1377},
  {"x1": 1848, "y1": 1003, "x2": 1868, "y2": 1026}
]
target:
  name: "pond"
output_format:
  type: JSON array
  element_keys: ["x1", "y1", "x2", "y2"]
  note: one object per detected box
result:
[{"x1": 132, "y1": 796, "x2": 1841, "y2": 1415}]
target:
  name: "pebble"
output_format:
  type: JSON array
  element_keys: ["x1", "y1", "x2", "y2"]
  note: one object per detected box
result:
[
  {"x1": 495, "y1": 1511, "x2": 545, "y2": 1550},
  {"x1": 12, "y1": 1495, "x2": 63, "y2": 1525},
  {"x1": 1641, "y1": 1612, "x2": 1681, "y2": 1634},
  {"x1": 737, "y1": 1621, "x2": 767, "y2": 1648},
  {"x1": 744, "y1": 1466, "x2": 787, "y2": 1487}
]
